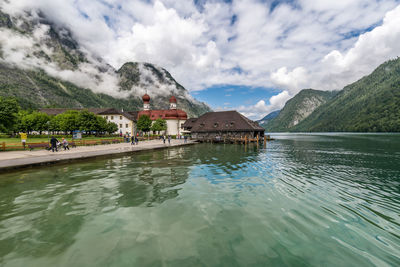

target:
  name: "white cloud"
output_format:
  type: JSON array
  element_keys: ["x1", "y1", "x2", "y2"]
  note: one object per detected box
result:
[
  {"x1": 270, "y1": 67, "x2": 309, "y2": 93},
  {"x1": 1, "y1": 0, "x2": 400, "y2": 111},
  {"x1": 237, "y1": 90, "x2": 290, "y2": 119}
]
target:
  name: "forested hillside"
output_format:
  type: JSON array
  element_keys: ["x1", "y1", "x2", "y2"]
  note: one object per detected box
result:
[
  {"x1": 294, "y1": 58, "x2": 400, "y2": 132},
  {"x1": 265, "y1": 89, "x2": 337, "y2": 132}
]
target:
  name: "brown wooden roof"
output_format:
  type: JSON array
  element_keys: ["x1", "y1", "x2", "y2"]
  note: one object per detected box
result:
[
  {"x1": 182, "y1": 118, "x2": 198, "y2": 129},
  {"x1": 190, "y1": 111, "x2": 265, "y2": 133}
]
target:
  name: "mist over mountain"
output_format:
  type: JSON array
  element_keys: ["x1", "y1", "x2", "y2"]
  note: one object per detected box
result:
[{"x1": 0, "y1": 9, "x2": 211, "y2": 117}]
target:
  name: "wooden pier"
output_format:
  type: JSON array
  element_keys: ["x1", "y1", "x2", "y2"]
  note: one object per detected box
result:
[{"x1": 196, "y1": 135, "x2": 275, "y2": 145}]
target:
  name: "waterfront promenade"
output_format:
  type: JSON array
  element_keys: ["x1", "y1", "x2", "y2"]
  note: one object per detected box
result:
[{"x1": 0, "y1": 139, "x2": 196, "y2": 171}]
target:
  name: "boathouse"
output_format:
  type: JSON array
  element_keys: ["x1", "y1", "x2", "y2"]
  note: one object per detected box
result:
[{"x1": 189, "y1": 111, "x2": 265, "y2": 141}]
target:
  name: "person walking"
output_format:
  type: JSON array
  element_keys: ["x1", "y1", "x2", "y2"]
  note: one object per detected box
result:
[
  {"x1": 135, "y1": 136, "x2": 139, "y2": 145},
  {"x1": 62, "y1": 138, "x2": 69, "y2": 150},
  {"x1": 163, "y1": 135, "x2": 166, "y2": 144},
  {"x1": 184, "y1": 135, "x2": 187, "y2": 143},
  {"x1": 131, "y1": 135, "x2": 135, "y2": 145},
  {"x1": 50, "y1": 136, "x2": 59, "y2": 152},
  {"x1": 168, "y1": 135, "x2": 171, "y2": 145}
]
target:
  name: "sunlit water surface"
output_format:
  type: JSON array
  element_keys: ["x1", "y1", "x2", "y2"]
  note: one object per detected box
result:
[{"x1": 0, "y1": 133, "x2": 399, "y2": 266}]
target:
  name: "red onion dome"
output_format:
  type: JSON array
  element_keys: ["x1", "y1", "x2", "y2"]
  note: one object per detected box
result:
[
  {"x1": 142, "y1": 94, "x2": 150, "y2": 102},
  {"x1": 165, "y1": 109, "x2": 178, "y2": 118},
  {"x1": 177, "y1": 110, "x2": 188, "y2": 119},
  {"x1": 169, "y1": 96, "x2": 177, "y2": 103}
]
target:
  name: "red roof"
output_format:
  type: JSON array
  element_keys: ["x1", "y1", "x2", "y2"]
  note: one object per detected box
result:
[{"x1": 137, "y1": 109, "x2": 187, "y2": 120}]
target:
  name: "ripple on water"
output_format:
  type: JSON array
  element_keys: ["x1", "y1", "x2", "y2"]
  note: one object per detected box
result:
[{"x1": 0, "y1": 135, "x2": 399, "y2": 266}]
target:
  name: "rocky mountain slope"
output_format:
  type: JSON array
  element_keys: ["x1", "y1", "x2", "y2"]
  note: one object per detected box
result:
[
  {"x1": 265, "y1": 89, "x2": 337, "y2": 132},
  {"x1": 0, "y1": 9, "x2": 211, "y2": 117},
  {"x1": 293, "y1": 58, "x2": 400, "y2": 132}
]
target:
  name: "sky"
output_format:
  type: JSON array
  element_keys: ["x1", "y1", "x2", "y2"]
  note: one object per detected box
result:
[{"x1": 2, "y1": 0, "x2": 400, "y2": 119}]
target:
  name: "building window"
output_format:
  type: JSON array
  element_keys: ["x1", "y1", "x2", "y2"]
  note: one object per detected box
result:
[
  {"x1": 126, "y1": 124, "x2": 128, "y2": 128},
  {"x1": 111, "y1": 116, "x2": 114, "y2": 120},
  {"x1": 120, "y1": 124, "x2": 122, "y2": 128},
  {"x1": 105, "y1": 116, "x2": 108, "y2": 119},
  {"x1": 120, "y1": 116, "x2": 122, "y2": 120}
]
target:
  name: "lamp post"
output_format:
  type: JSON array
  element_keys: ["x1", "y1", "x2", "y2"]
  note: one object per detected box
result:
[{"x1": 46, "y1": 121, "x2": 50, "y2": 144}]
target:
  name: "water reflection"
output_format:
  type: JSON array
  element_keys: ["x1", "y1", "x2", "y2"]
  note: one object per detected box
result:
[
  {"x1": 0, "y1": 135, "x2": 399, "y2": 266},
  {"x1": 0, "y1": 148, "x2": 193, "y2": 261}
]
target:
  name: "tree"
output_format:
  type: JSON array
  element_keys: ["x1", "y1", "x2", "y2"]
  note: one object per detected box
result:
[
  {"x1": 137, "y1": 115, "x2": 152, "y2": 133},
  {"x1": 77, "y1": 110, "x2": 99, "y2": 134},
  {"x1": 96, "y1": 116, "x2": 108, "y2": 134},
  {"x1": 18, "y1": 111, "x2": 50, "y2": 134},
  {"x1": 106, "y1": 121, "x2": 118, "y2": 134},
  {"x1": 0, "y1": 97, "x2": 20, "y2": 133},
  {"x1": 31, "y1": 112, "x2": 50, "y2": 134},
  {"x1": 57, "y1": 110, "x2": 80, "y2": 134},
  {"x1": 151, "y1": 118, "x2": 167, "y2": 134}
]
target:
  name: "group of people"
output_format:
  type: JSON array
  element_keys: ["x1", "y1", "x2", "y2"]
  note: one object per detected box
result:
[
  {"x1": 49, "y1": 133, "x2": 188, "y2": 153},
  {"x1": 131, "y1": 136, "x2": 139, "y2": 145},
  {"x1": 160, "y1": 135, "x2": 172, "y2": 144},
  {"x1": 49, "y1": 136, "x2": 69, "y2": 152}
]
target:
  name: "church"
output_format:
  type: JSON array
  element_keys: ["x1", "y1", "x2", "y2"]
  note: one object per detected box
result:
[{"x1": 137, "y1": 94, "x2": 187, "y2": 136}]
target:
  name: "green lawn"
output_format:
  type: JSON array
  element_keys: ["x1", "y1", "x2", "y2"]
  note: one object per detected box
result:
[{"x1": 0, "y1": 136, "x2": 123, "y2": 144}]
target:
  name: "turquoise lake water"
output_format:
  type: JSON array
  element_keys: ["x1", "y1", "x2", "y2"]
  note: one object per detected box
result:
[{"x1": 0, "y1": 133, "x2": 399, "y2": 266}]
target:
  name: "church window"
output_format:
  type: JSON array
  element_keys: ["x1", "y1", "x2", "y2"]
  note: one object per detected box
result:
[
  {"x1": 119, "y1": 124, "x2": 122, "y2": 128},
  {"x1": 111, "y1": 116, "x2": 114, "y2": 120},
  {"x1": 126, "y1": 124, "x2": 128, "y2": 128},
  {"x1": 120, "y1": 116, "x2": 122, "y2": 120}
]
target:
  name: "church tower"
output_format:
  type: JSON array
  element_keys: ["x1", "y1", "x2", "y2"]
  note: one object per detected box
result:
[
  {"x1": 142, "y1": 93, "x2": 150, "y2": 111},
  {"x1": 169, "y1": 96, "x2": 177, "y2": 110}
]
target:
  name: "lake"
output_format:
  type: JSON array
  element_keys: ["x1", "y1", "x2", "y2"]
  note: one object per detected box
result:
[{"x1": 0, "y1": 133, "x2": 399, "y2": 266}]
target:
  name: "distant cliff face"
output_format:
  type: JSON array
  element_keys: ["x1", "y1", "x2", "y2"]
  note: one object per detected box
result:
[
  {"x1": 265, "y1": 89, "x2": 336, "y2": 132},
  {"x1": 0, "y1": 9, "x2": 211, "y2": 117},
  {"x1": 293, "y1": 58, "x2": 400, "y2": 132}
]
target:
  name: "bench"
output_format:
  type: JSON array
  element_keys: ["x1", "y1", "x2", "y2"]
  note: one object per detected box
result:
[
  {"x1": 28, "y1": 143, "x2": 50, "y2": 151},
  {"x1": 112, "y1": 139, "x2": 121, "y2": 144},
  {"x1": 85, "y1": 141, "x2": 98, "y2": 146},
  {"x1": 101, "y1": 140, "x2": 111, "y2": 145},
  {"x1": 69, "y1": 141, "x2": 77, "y2": 148}
]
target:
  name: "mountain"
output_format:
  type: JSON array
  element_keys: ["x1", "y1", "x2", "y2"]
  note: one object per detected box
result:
[
  {"x1": 0, "y1": 9, "x2": 211, "y2": 117},
  {"x1": 265, "y1": 89, "x2": 337, "y2": 132},
  {"x1": 293, "y1": 58, "x2": 400, "y2": 132},
  {"x1": 257, "y1": 110, "x2": 280, "y2": 127}
]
